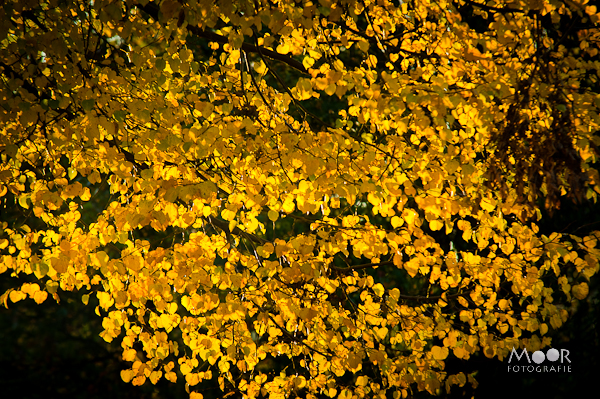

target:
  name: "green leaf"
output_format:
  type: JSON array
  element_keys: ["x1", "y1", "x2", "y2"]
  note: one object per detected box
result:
[
  {"x1": 34, "y1": 262, "x2": 49, "y2": 279},
  {"x1": 113, "y1": 110, "x2": 127, "y2": 122},
  {"x1": 82, "y1": 99, "x2": 95, "y2": 112}
]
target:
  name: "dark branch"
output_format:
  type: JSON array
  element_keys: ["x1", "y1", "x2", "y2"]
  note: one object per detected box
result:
[
  {"x1": 332, "y1": 260, "x2": 395, "y2": 273},
  {"x1": 188, "y1": 27, "x2": 307, "y2": 74},
  {"x1": 139, "y1": 3, "x2": 307, "y2": 74},
  {"x1": 202, "y1": 215, "x2": 268, "y2": 246},
  {"x1": 460, "y1": 0, "x2": 526, "y2": 14}
]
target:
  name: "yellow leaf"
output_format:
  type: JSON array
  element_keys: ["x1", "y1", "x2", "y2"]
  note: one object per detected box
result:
[
  {"x1": 372, "y1": 283, "x2": 384, "y2": 297},
  {"x1": 302, "y1": 56, "x2": 315, "y2": 69},
  {"x1": 431, "y1": 345, "x2": 449, "y2": 360},
  {"x1": 404, "y1": 258, "x2": 419, "y2": 278},
  {"x1": 121, "y1": 369, "x2": 134, "y2": 383},
  {"x1": 228, "y1": 220, "x2": 237, "y2": 232},
  {"x1": 181, "y1": 362, "x2": 192, "y2": 375},
  {"x1": 218, "y1": 359, "x2": 230, "y2": 373},
  {"x1": 480, "y1": 197, "x2": 496, "y2": 212},
  {"x1": 402, "y1": 209, "x2": 417, "y2": 226},
  {"x1": 268, "y1": 210, "x2": 279, "y2": 221},
  {"x1": 276, "y1": 42, "x2": 290, "y2": 54},
  {"x1": 457, "y1": 296, "x2": 469, "y2": 307},
  {"x1": 391, "y1": 216, "x2": 404, "y2": 228},
  {"x1": 368, "y1": 54, "x2": 378, "y2": 67},
  {"x1": 444, "y1": 159, "x2": 460, "y2": 174},
  {"x1": 150, "y1": 370, "x2": 162, "y2": 384},
  {"x1": 374, "y1": 326, "x2": 388, "y2": 340},
  {"x1": 33, "y1": 291, "x2": 48, "y2": 304},
  {"x1": 132, "y1": 375, "x2": 146, "y2": 386},
  {"x1": 356, "y1": 376, "x2": 368, "y2": 386},
  {"x1": 429, "y1": 219, "x2": 443, "y2": 231},
  {"x1": 453, "y1": 347, "x2": 466, "y2": 359},
  {"x1": 18, "y1": 195, "x2": 29, "y2": 209},
  {"x1": 97, "y1": 291, "x2": 114, "y2": 310},
  {"x1": 9, "y1": 290, "x2": 26, "y2": 303},
  {"x1": 572, "y1": 282, "x2": 589, "y2": 300},
  {"x1": 186, "y1": 372, "x2": 200, "y2": 386},
  {"x1": 21, "y1": 283, "x2": 39, "y2": 297},
  {"x1": 165, "y1": 371, "x2": 177, "y2": 383},
  {"x1": 254, "y1": 60, "x2": 266, "y2": 74},
  {"x1": 123, "y1": 349, "x2": 137, "y2": 362},
  {"x1": 80, "y1": 187, "x2": 92, "y2": 201}
]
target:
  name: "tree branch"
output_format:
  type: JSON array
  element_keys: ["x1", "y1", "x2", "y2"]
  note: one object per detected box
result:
[
  {"x1": 399, "y1": 291, "x2": 469, "y2": 302},
  {"x1": 459, "y1": 0, "x2": 525, "y2": 14},
  {"x1": 202, "y1": 215, "x2": 268, "y2": 246},
  {"x1": 139, "y1": 3, "x2": 307, "y2": 74},
  {"x1": 332, "y1": 260, "x2": 395, "y2": 273},
  {"x1": 188, "y1": 26, "x2": 307, "y2": 74}
]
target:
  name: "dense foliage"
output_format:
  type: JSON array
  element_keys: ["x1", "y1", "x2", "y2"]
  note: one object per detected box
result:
[{"x1": 2, "y1": 0, "x2": 600, "y2": 398}]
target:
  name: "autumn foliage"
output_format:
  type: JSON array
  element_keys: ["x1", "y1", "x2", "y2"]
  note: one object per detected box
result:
[{"x1": 1, "y1": 0, "x2": 600, "y2": 398}]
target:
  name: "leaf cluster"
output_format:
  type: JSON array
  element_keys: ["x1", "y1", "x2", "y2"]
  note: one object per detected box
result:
[{"x1": 1, "y1": 1, "x2": 600, "y2": 398}]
